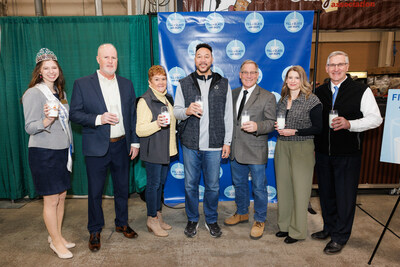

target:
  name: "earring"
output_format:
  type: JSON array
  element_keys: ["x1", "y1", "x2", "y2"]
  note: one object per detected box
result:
[{"x1": 39, "y1": 74, "x2": 42, "y2": 78}]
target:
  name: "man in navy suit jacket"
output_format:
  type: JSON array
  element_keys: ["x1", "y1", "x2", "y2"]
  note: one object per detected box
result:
[{"x1": 70, "y1": 43, "x2": 139, "y2": 252}]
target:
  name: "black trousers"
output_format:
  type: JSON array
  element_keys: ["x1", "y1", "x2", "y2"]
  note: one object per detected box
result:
[
  {"x1": 315, "y1": 152, "x2": 361, "y2": 245},
  {"x1": 85, "y1": 138, "x2": 130, "y2": 234}
]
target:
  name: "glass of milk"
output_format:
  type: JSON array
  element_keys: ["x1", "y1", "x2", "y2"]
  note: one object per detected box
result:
[
  {"x1": 241, "y1": 110, "x2": 250, "y2": 126},
  {"x1": 161, "y1": 106, "x2": 170, "y2": 126},
  {"x1": 195, "y1": 95, "x2": 203, "y2": 115},
  {"x1": 329, "y1": 110, "x2": 338, "y2": 129},
  {"x1": 277, "y1": 113, "x2": 285, "y2": 130},
  {"x1": 46, "y1": 99, "x2": 59, "y2": 118}
]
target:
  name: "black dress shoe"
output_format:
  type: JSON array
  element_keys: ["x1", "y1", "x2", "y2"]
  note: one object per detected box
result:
[
  {"x1": 311, "y1": 230, "x2": 330, "y2": 240},
  {"x1": 275, "y1": 231, "x2": 288, "y2": 238},
  {"x1": 324, "y1": 240, "x2": 344, "y2": 255},
  {"x1": 116, "y1": 225, "x2": 138, "y2": 239},
  {"x1": 284, "y1": 236, "x2": 298, "y2": 244},
  {"x1": 89, "y1": 232, "x2": 101, "y2": 252}
]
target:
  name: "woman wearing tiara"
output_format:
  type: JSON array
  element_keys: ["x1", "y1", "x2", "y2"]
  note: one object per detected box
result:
[{"x1": 22, "y1": 48, "x2": 74, "y2": 259}]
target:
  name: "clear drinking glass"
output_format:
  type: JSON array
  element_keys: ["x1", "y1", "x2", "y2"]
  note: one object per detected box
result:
[
  {"x1": 241, "y1": 110, "x2": 250, "y2": 126},
  {"x1": 161, "y1": 106, "x2": 170, "y2": 125},
  {"x1": 277, "y1": 112, "x2": 285, "y2": 130},
  {"x1": 329, "y1": 110, "x2": 338, "y2": 129}
]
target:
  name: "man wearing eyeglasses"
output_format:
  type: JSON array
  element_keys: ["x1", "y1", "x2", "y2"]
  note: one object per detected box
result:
[
  {"x1": 224, "y1": 60, "x2": 276, "y2": 239},
  {"x1": 313, "y1": 51, "x2": 382, "y2": 254}
]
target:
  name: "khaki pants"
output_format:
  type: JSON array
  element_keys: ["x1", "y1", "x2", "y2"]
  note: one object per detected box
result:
[{"x1": 274, "y1": 139, "x2": 315, "y2": 239}]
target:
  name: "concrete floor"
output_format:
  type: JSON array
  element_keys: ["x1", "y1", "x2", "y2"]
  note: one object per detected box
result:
[{"x1": 0, "y1": 195, "x2": 399, "y2": 267}]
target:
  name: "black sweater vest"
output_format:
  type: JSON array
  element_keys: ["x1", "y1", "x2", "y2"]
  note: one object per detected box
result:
[{"x1": 314, "y1": 76, "x2": 367, "y2": 156}]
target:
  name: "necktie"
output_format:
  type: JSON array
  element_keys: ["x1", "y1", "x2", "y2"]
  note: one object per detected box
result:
[
  {"x1": 237, "y1": 90, "x2": 248, "y2": 120},
  {"x1": 332, "y1": 86, "x2": 339, "y2": 106}
]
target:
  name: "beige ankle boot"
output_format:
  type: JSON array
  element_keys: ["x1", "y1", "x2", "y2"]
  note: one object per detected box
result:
[
  {"x1": 157, "y1": 211, "x2": 172, "y2": 230},
  {"x1": 147, "y1": 216, "x2": 168, "y2": 237}
]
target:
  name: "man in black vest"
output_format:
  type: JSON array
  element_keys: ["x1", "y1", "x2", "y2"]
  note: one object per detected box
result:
[
  {"x1": 313, "y1": 51, "x2": 382, "y2": 254},
  {"x1": 174, "y1": 43, "x2": 233, "y2": 238}
]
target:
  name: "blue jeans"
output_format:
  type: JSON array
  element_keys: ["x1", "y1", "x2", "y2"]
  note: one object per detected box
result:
[
  {"x1": 144, "y1": 161, "x2": 169, "y2": 217},
  {"x1": 230, "y1": 159, "x2": 268, "y2": 222},
  {"x1": 182, "y1": 145, "x2": 221, "y2": 224}
]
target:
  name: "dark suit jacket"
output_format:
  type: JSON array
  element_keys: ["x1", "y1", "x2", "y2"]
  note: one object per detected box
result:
[
  {"x1": 230, "y1": 85, "x2": 276, "y2": 165},
  {"x1": 69, "y1": 72, "x2": 138, "y2": 157}
]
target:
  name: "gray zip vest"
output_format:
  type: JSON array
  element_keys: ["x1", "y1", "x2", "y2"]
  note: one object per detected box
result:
[{"x1": 177, "y1": 72, "x2": 228, "y2": 149}]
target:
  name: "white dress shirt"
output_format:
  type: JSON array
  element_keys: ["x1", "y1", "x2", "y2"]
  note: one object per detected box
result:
[
  {"x1": 331, "y1": 78, "x2": 383, "y2": 132},
  {"x1": 95, "y1": 70, "x2": 125, "y2": 138},
  {"x1": 235, "y1": 84, "x2": 257, "y2": 117}
]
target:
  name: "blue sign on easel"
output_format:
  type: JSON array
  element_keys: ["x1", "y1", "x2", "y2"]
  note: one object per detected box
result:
[{"x1": 380, "y1": 89, "x2": 400, "y2": 164}]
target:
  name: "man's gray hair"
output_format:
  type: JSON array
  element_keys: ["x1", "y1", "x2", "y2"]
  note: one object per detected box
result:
[
  {"x1": 240, "y1": 60, "x2": 258, "y2": 71},
  {"x1": 326, "y1": 51, "x2": 349, "y2": 65}
]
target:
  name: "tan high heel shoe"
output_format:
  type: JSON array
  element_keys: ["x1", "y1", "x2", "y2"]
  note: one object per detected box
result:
[
  {"x1": 49, "y1": 242, "x2": 73, "y2": 259},
  {"x1": 157, "y1": 211, "x2": 172, "y2": 230},
  {"x1": 147, "y1": 216, "x2": 168, "y2": 237},
  {"x1": 48, "y1": 236, "x2": 76, "y2": 249}
]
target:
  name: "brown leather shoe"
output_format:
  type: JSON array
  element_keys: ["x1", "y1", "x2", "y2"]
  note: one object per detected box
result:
[
  {"x1": 224, "y1": 213, "x2": 249, "y2": 226},
  {"x1": 250, "y1": 221, "x2": 265, "y2": 240},
  {"x1": 88, "y1": 232, "x2": 101, "y2": 252},
  {"x1": 116, "y1": 225, "x2": 138, "y2": 239}
]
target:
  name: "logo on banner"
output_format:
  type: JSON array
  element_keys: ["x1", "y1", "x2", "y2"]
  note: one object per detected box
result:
[
  {"x1": 226, "y1": 40, "x2": 246, "y2": 60},
  {"x1": 257, "y1": 68, "x2": 263, "y2": 84},
  {"x1": 268, "y1": 140, "x2": 276, "y2": 159},
  {"x1": 199, "y1": 185, "x2": 205, "y2": 200},
  {"x1": 166, "y1": 13, "x2": 186, "y2": 34},
  {"x1": 188, "y1": 40, "x2": 203, "y2": 59},
  {"x1": 205, "y1": 13, "x2": 225, "y2": 33},
  {"x1": 212, "y1": 66, "x2": 225, "y2": 77},
  {"x1": 245, "y1": 12, "x2": 264, "y2": 33},
  {"x1": 224, "y1": 185, "x2": 235, "y2": 199},
  {"x1": 265, "y1": 39, "x2": 285, "y2": 60},
  {"x1": 170, "y1": 162, "x2": 185, "y2": 179},
  {"x1": 272, "y1": 92, "x2": 281, "y2": 103},
  {"x1": 168, "y1": 67, "x2": 186, "y2": 86},
  {"x1": 284, "y1": 11, "x2": 304, "y2": 33},
  {"x1": 267, "y1": 186, "x2": 277, "y2": 201},
  {"x1": 281, "y1": 65, "x2": 294, "y2": 81}
]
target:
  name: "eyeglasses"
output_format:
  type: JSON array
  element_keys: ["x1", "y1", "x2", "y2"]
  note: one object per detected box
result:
[
  {"x1": 241, "y1": 71, "x2": 258, "y2": 76},
  {"x1": 327, "y1": 63, "x2": 348, "y2": 68}
]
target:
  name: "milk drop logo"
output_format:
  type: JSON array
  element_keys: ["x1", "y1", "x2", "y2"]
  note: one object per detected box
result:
[
  {"x1": 205, "y1": 13, "x2": 225, "y2": 33},
  {"x1": 166, "y1": 13, "x2": 186, "y2": 34},
  {"x1": 168, "y1": 67, "x2": 186, "y2": 87},
  {"x1": 199, "y1": 185, "x2": 205, "y2": 201},
  {"x1": 257, "y1": 68, "x2": 263, "y2": 84},
  {"x1": 267, "y1": 186, "x2": 277, "y2": 201},
  {"x1": 212, "y1": 66, "x2": 225, "y2": 77},
  {"x1": 170, "y1": 162, "x2": 185, "y2": 179},
  {"x1": 188, "y1": 40, "x2": 203, "y2": 59},
  {"x1": 226, "y1": 40, "x2": 246, "y2": 60},
  {"x1": 224, "y1": 185, "x2": 235, "y2": 199},
  {"x1": 245, "y1": 12, "x2": 264, "y2": 33},
  {"x1": 265, "y1": 39, "x2": 284, "y2": 60},
  {"x1": 272, "y1": 92, "x2": 281, "y2": 103},
  {"x1": 219, "y1": 167, "x2": 223, "y2": 179},
  {"x1": 282, "y1": 65, "x2": 294, "y2": 81},
  {"x1": 268, "y1": 140, "x2": 276, "y2": 159},
  {"x1": 284, "y1": 11, "x2": 304, "y2": 33}
]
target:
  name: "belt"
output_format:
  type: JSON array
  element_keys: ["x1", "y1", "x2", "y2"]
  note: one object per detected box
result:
[{"x1": 110, "y1": 135, "x2": 125, "y2": 143}]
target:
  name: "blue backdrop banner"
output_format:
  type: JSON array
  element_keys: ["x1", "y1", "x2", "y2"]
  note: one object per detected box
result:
[{"x1": 158, "y1": 11, "x2": 314, "y2": 205}]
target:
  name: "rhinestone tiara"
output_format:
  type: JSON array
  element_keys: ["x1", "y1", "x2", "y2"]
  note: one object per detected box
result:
[{"x1": 35, "y1": 48, "x2": 58, "y2": 64}]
